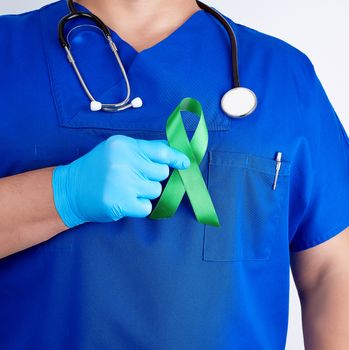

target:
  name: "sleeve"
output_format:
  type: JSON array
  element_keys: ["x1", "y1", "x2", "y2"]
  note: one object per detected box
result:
[{"x1": 289, "y1": 55, "x2": 349, "y2": 252}]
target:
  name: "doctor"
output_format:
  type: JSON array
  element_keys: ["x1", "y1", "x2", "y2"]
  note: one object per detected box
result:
[{"x1": 0, "y1": 0, "x2": 349, "y2": 349}]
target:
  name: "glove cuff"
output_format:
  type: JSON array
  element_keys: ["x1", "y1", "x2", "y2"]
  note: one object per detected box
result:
[{"x1": 52, "y1": 165, "x2": 85, "y2": 228}]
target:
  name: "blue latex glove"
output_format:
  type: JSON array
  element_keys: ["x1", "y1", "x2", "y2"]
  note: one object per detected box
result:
[{"x1": 52, "y1": 135, "x2": 191, "y2": 228}]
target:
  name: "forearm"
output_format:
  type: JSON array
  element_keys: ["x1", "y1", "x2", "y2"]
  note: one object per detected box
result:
[
  {"x1": 0, "y1": 167, "x2": 67, "y2": 258},
  {"x1": 299, "y1": 262, "x2": 349, "y2": 349}
]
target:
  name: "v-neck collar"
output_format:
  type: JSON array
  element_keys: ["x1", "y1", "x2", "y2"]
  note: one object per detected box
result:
[
  {"x1": 40, "y1": 0, "x2": 234, "y2": 132},
  {"x1": 73, "y1": 1, "x2": 206, "y2": 56}
]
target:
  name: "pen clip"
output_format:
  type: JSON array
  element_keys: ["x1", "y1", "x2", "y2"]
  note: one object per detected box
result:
[{"x1": 273, "y1": 152, "x2": 283, "y2": 191}]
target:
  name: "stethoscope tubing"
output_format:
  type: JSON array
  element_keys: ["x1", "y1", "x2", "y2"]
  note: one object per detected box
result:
[
  {"x1": 65, "y1": 0, "x2": 241, "y2": 89},
  {"x1": 60, "y1": 0, "x2": 133, "y2": 111},
  {"x1": 196, "y1": 1, "x2": 240, "y2": 89},
  {"x1": 60, "y1": 0, "x2": 247, "y2": 114}
]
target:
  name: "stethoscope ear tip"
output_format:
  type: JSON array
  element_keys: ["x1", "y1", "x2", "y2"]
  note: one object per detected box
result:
[
  {"x1": 90, "y1": 100, "x2": 102, "y2": 112},
  {"x1": 131, "y1": 97, "x2": 143, "y2": 109},
  {"x1": 89, "y1": 98, "x2": 143, "y2": 112}
]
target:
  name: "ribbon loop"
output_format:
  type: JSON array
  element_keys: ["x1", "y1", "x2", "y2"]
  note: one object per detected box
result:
[{"x1": 149, "y1": 98, "x2": 220, "y2": 227}]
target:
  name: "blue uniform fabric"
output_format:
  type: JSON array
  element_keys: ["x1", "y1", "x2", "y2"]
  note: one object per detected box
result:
[{"x1": 0, "y1": 1, "x2": 349, "y2": 349}]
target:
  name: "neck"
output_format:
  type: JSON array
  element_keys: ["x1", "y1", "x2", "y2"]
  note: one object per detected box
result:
[{"x1": 75, "y1": 0, "x2": 201, "y2": 52}]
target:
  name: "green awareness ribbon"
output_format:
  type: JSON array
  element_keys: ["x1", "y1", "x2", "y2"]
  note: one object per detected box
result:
[{"x1": 149, "y1": 97, "x2": 220, "y2": 227}]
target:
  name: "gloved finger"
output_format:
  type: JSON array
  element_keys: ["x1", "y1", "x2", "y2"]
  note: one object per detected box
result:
[
  {"x1": 138, "y1": 139, "x2": 191, "y2": 170},
  {"x1": 124, "y1": 198, "x2": 153, "y2": 218},
  {"x1": 137, "y1": 180, "x2": 162, "y2": 200},
  {"x1": 137, "y1": 160, "x2": 170, "y2": 182}
]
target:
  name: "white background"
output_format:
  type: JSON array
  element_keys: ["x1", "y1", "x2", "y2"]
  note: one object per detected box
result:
[{"x1": 1, "y1": 1, "x2": 348, "y2": 349}]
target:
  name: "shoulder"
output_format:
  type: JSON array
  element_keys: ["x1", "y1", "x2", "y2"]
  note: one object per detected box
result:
[
  {"x1": 0, "y1": 1, "x2": 61, "y2": 39},
  {"x1": 0, "y1": 1, "x2": 64, "y2": 72},
  {"x1": 215, "y1": 12, "x2": 335, "y2": 129},
  {"x1": 220, "y1": 13, "x2": 316, "y2": 78},
  {"x1": 0, "y1": 7, "x2": 39, "y2": 31},
  {"x1": 219, "y1": 13, "x2": 321, "y2": 108}
]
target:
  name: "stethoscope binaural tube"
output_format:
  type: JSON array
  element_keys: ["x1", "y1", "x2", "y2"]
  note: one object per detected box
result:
[
  {"x1": 59, "y1": 0, "x2": 257, "y2": 117},
  {"x1": 67, "y1": 0, "x2": 78, "y2": 14},
  {"x1": 59, "y1": 0, "x2": 143, "y2": 112}
]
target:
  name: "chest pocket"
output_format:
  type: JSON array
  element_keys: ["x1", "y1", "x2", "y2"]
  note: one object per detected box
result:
[{"x1": 203, "y1": 151, "x2": 290, "y2": 262}]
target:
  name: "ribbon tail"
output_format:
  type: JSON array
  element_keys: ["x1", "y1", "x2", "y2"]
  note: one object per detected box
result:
[{"x1": 149, "y1": 170, "x2": 185, "y2": 219}]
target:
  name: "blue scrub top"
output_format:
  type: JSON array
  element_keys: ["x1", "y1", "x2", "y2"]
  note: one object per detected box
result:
[{"x1": 1, "y1": 1, "x2": 349, "y2": 349}]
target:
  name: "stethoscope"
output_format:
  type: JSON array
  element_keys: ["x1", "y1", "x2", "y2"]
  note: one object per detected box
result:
[{"x1": 58, "y1": 0, "x2": 258, "y2": 118}]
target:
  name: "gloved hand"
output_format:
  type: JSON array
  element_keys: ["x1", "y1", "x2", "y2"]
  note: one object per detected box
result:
[{"x1": 52, "y1": 135, "x2": 190, "y2": 228}]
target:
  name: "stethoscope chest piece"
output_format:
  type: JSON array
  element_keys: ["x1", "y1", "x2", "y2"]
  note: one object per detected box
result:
[{"x1": 221, "y1": 87, "x2": 257, "y2": 118}]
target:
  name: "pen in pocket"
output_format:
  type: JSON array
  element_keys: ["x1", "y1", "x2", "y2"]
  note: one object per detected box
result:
[{"x1": 273, "y1": 152, "x2": 283, "y2": 190}]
